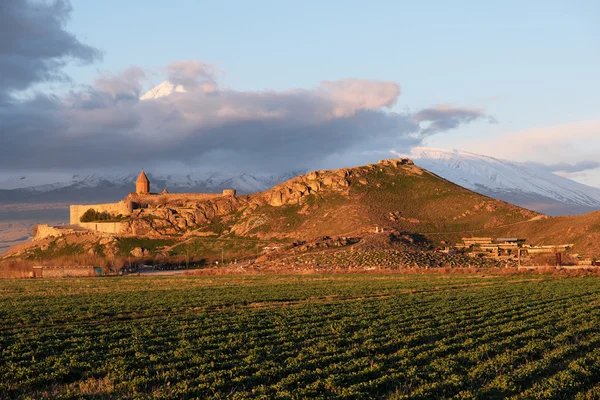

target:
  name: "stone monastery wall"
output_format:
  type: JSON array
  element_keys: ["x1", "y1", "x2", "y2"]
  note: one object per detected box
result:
[
  {"x1": 67, "y1": 169, "x2": 237, "y2": 235},
  {"x1": 69, "y1": 201, "x2": 132, "y2": 225},
  {"x1": 132, "y1": 193, "x2": 225, "y2": 205},
  {"x1": 35, "y1": 225, "x2": 69, "y2": 241},
  {"x1": 78, "y1": 222, "x2": 125, "y2": 234}
]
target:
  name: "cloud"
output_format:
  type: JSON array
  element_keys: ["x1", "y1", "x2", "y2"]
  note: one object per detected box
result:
[
  {"x1": 425, "y1": 119, "x2": 600, "y2": 187},
  {"x1": 317, "y1": 79, "x2": 400, "y2": 117},
  {"x1": 0, "y1": 70, "x2": 496, "y2": 173},
  {"x1": 0, "y1": 0, "x2": 101, "y2": 100},
  {"x1": 0, "y1": 75, "x2": 421, "y2": 172},
  {"x1": 453, "y1": 120, "x2": 600, "y2": 164},
  {"x1": 528, "y1": 160, "x2": 600, "y2": 174},
  {"x1": 93, "y1": 67, "x2": 148, "y2": 99},
  {"x1": 413, "y1": 105, "x2": 497, "y2": 136},
  {"x1": 164, "y1": 60, "x2": 221, "y2": 91},
  {"x1": 0, "y1": 2, "x2": 495, "y2": 175}
]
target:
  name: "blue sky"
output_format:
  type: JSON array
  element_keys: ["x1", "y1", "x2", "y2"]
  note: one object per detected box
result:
[
  {"x1": 67, "y1": 0, "x2": 599, "y2": 111},
  {"x1": 2, "y1": 0, "x2": 600, "y2": 184}
]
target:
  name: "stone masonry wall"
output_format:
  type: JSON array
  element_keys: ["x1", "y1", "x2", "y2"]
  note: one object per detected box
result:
[
  {"x1": 130, "y1": 193, "x2": 223, "y2": 206},
  {"x1": 35, "y1": 225, "x2": 67, "y2": 241},
  {"x1": 70, "y1": 202, "x2": 133, "y2": 225},
  {"x1": 34, "y1": 225, "x2": 87, "y2": 241},
  {"x1": 78, "y1": 222, "x2": 125, "y2": 234},
  {"x1": 34, "y1": 266, "x2": 98, "y2": 278}
]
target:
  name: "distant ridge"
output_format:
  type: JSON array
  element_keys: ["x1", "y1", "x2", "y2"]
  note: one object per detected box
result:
[{"x1": 0, "y1": 171, "x2": 302, "y2": 204}]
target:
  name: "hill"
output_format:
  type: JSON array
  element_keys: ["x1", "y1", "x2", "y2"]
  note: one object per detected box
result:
[
  {"x1": 6, "y1": 157, "x2": 600, "y2": 270},
  {"x1": 224, "y1": 158, "x2": 538, "y2": 240},
  {"x1": 3, "y1": 158, "x2": 547, "y2": 268},
  {"x1": 84, "y1": 158, "x2": 537, "y2": 244}
]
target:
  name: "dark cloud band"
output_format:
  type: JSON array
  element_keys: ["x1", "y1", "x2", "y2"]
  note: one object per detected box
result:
[{"x1": 0, "y1": 2, "x2": 495, "y2": 175}]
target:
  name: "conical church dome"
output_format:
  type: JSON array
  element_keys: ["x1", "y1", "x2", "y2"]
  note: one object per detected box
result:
[
  {"x1": 136, "y1": 170, "x2": 150, "y2": 194},
  {"x1": 137, "y1": 170, "x2": 149, "y2": 183}
]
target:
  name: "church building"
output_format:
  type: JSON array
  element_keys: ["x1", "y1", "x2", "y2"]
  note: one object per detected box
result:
[{"x1": 136, "y1": 170, "x2": 150, "y2": 194}]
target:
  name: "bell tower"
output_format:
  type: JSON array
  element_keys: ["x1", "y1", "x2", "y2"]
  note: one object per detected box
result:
[{"x1": 136, "y1": 170, "x2": 150, "y2": 194}]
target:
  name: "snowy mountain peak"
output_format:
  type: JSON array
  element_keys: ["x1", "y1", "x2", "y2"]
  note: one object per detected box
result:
[
  {"x1": 411, "y1": 147, "x2": 600, "y2": 215},
  {"x1": 140, "y1": 81, "x2": 186, "y2": 100}
]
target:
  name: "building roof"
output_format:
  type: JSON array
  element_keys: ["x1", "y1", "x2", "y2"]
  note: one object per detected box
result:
[{"x1": 137, "y1": 170, "x2": 149, "y2": 183}]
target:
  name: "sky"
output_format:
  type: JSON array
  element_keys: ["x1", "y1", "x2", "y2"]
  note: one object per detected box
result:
[{"x1": 1, "y1": 0, "x2": 599, "y2": 185}]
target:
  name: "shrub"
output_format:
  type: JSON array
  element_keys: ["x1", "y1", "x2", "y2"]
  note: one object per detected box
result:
[{"x1": 80, "y1": 208, "x2": 114, "y2": 223}]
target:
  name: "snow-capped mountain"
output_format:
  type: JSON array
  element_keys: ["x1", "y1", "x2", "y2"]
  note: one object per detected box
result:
[
  {"x1": 140, "y1": 81, "x2": 186, "y2": 100},
  {"x1": 412, "y1": 147, "x2": 600, "y2": 216},
  {"x1": 4, "y1": 149, "x2": 600, "y2": 216},
  {"x1": 0, "y1": 171, "x2": 302, "y2": 204},
  {"x1": 0, "y1": 172, "x2": 75, "y2": 191}
]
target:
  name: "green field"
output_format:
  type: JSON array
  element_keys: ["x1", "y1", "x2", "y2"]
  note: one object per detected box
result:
[{"x1": 2, "y1": 274, "x2": 600, "y2": 399}]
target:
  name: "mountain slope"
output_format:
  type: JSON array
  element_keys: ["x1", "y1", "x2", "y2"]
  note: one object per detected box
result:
[
  {"x1": 140, "y1": 81, "x2": 186, "y2": 100},
  {"x1": 412, "y1": 147, "x2": 600, "y2": 216}
]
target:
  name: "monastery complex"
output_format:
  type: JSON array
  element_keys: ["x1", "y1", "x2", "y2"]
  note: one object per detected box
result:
[{"x1": 67, "y1": 170, "x2": 236, "y2": 233}]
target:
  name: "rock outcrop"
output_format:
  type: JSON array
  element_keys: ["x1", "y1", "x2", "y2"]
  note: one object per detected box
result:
[
  {"x1": 120, "y1": 195, "x2": 250, "y2": 236},
  {"x1": 263, "y1": 159, "x2": 414, "y2": 207}
]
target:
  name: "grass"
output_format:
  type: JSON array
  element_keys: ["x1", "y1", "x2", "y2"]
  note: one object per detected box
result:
[
  {"x1": 2, "y1": 274, "x2": 600, "y2": 398},
  {"x1": 26, "y1": 239, "x2": 84, "y2": 260},
  {"x1": 168, "y1": 237, "x2": 271, "y2": 263}
]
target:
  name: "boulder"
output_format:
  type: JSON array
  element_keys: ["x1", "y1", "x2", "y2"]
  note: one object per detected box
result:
[{"x1": 130, "y1": 247, "x2": 145, "y2": 258}]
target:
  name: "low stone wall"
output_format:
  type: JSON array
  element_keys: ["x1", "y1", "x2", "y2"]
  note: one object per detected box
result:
[
  {"x1": 35, "y1": 225, "x2": 64, "y2": 241},
  {"x1": 79, "y1": 222, "x2": 125, "y2": 234},
  {"x1": 32, "y1": 266, "x2": 101, "y2": 278},
  {"x1": 34, "y1": 225, "x2": 81, "y2": 241},
  {"x1": 70, "y1": 202, "x2": 133, "y2": 225}
]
